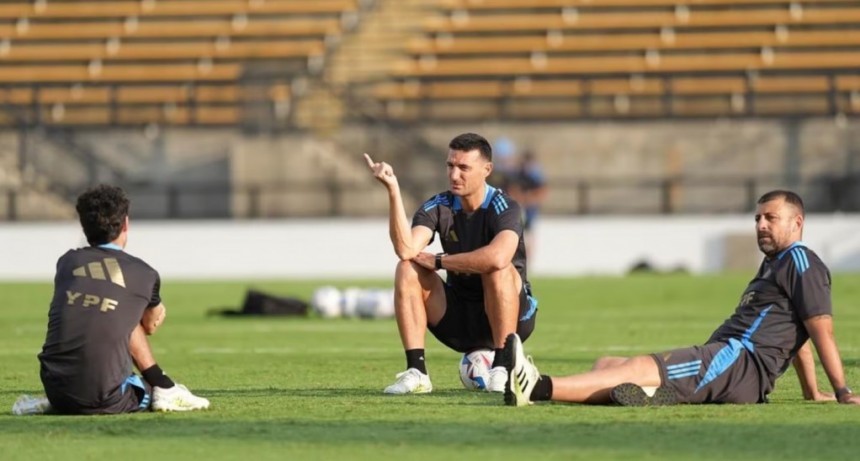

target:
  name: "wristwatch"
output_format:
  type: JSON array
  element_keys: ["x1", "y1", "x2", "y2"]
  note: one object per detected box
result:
[
  {"x1": 836, "y1": 386, "x2": 853, "y2": 402},
  {"x1": 435, "y1": 253, "x2": 446, "y2": 270}
]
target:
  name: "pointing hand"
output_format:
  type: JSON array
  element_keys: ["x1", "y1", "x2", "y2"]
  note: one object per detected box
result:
[{"x1": 364, "y1": 153, "x2": 398, "y2": 189}]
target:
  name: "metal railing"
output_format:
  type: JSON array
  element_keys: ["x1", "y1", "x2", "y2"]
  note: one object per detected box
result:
[{"x1": 2, "y1": 172, "x2": 857, "y2": 221}]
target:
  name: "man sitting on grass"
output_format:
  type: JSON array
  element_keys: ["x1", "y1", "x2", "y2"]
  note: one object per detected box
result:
[
  {"x1": 13, "y1": 184, "x2": 209, "y2": 415},
  {"x1": 504, "y1": 190, "x2": 859, "y2": 407}
]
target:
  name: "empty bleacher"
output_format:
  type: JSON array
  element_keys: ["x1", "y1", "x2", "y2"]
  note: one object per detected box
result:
[
  {"x1": 365, "y1": 0, "x2": 860, "y2": 120},
  {"x1": 0, "y1": 0, "x2": 362, "y2": 127},
  {"x1": 0, "y1": 0, "x2": 356, "y2": 18},
  {"x1": 5, "y1": 0, "x2": 856, "y2": 125}
]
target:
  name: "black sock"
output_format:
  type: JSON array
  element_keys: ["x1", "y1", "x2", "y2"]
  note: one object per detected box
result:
[
  {"x1": 491, "y1": 348, "x2": 505, "y2": 369},
  {"x1": 530, "y1": 375, "x2": 553, "y2": 401},
  {"x1": 405, "y1": 349, "x2": 427, "y2": 374},
  {"x1": 142, "y1": 364, "x2": 175, "y2": 389}
]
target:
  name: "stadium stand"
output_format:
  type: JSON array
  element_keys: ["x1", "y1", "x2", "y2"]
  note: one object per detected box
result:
[
  {"x1": 1, "y1": 0, "x2": 859, "y2": 220},
  {"x1": 0, "y1": 0, "x2": 362, "y2": 127},
  {"x1": 363, "y1": 0, "x2": 860, "y2": 120},
  {"x1": 0, "y1": 0, "x2": 356, "y2": 18},
  {"x1": 5, "y1": 0, "x2": 856, "y2": 124}
]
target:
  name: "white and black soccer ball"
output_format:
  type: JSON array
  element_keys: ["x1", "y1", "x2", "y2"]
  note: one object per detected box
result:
[
  {"x1": 311, "y1": 286, "x2": 342, "y2": 318},
  {"x1": 459, "y1": 349, "x2": 495, "y2": 390}
]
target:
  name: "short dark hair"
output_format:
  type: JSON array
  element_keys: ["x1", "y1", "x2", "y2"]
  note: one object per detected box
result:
[
  {"x1": 449, "y1": 133, "x2": 492, "y2": 161},
  {"x1": 76, "y1": 184, "x2": 130, "y2": 246},
  {"x1": 758, "y1": 189, "x2": 805, "y2": 217}
]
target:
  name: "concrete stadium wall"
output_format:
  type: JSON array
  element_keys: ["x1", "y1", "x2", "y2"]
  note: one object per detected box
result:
[
  {"x1": 415, "y1": 118, "x2": 860, "y2": 213},
  {"x1": 1, "y1": 215, "x2": 858, "y2": 281},
  {"x1": 4, "y1": 118, "x2": 856, "y2": 220},
  {"x1": 32, "y1": 116, "x2": 859, "y2": 218}
]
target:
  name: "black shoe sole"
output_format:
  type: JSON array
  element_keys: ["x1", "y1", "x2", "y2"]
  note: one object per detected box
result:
[
  {"x1": 611, "y1": 383, "x2": 677, "y2": 407},
  {"x1": 650, "y1": 386, "x2": 678, "y2": 406},
  {"x1": 501, "y1": 333, "x2": 517, "y2": 406},
  {"x1": 610, "y1": 382, "x2": 648, "y2": 406}
]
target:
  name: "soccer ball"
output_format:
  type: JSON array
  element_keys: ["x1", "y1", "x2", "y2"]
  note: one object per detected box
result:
[
  {"x1": 459, "y1": 349, "x2": 495, "y2": 390},
  {"x1": 355, "y1": 288, "x2": 395, "y2": 319},
  {"x1": 372, "y1": 289, "x2": 395, "y2": 318},
  {"x1": 340, "y1": 287, "x2": 362, "y2": 318},
  {"x1": 311, "y1": 286, "x2": 342, "y2": 318}
]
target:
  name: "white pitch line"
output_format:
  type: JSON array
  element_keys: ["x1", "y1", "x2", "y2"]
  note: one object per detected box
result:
[
  {"x1": 196, "y1": 323, "x2": 397, "y2": 334},
  {"x1": 190, "y1": 346, "x2": 396, "y2": 355}
]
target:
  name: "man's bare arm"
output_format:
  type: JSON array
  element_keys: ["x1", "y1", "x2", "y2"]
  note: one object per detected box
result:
[
  {"x1": 141, "y1": 303, "x2": 166, "y2": 335},
  {"x1": 792, "y1": 340, "x2": 835, "y2": 401},
  {"x1": 805, "y1": 315, "x2": 860, "y2": 404},
  {"x1": 364, "y1": 153, "x2": 432, "y2": 260},
  {"x1": 414, "y1": 230, "x2": 518, "y2": 274}
]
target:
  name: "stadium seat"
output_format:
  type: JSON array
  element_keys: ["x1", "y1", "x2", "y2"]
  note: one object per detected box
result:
[
  {"x1": 0, "y1": 81, "x2": 286, "y2": 126},
  {"x1": 360, "y1": 0, "x2": 855, "y2": 120},
  {"x1": 1, "y1": 103, "x2": 244, "y2": 126},
  {"x1": 0, "y1": 84, "x2": 262, "y2": 105},
  {"x1": 394, "y1": 51, "x2": 860, "y2": 76},
  {"x1": 423, "y1": 9, "x2": 860, "y2": 33},
  {"x1": 410, "y1": 30, "x2": 860, "y2": 55},
  {"x1": 0, "y1": 41, "x2": 325, "y2": 62},
  {"x1": 374, "y1": 74, "x2": 856, "y2": 102},
  {"x1": 0, "y1": 19, "x2": 340, "y2": 41},
  {"x1": 0, "y1": 0, "x2": 359, "y2": 19},
  {"x1": 436, "y1": 0, "x2": 859, "y2": 8},
  {"x1": 0, "y1": 64, "x2": 241, "y2": 83},
  {"x1": 0, "y1": 0, "x2": 356, "y2": 126}
]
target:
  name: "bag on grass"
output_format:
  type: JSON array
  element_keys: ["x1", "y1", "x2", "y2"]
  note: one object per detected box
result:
[{"x1": 209, "y1": 289, "x2": 308, "y2": 317}]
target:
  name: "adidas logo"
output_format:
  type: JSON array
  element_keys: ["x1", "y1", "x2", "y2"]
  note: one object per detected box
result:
[
  {"x1": 72, "y1": 258, "x2": 126, "y2": 287},
  {"x1": 517, "y1": 369, "x2": 528, "y2": 388}
]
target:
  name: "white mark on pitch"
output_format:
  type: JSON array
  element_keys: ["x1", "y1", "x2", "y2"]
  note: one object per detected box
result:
[{"x1": 190, "y1": 346, "x2": 396, "y2": 355}]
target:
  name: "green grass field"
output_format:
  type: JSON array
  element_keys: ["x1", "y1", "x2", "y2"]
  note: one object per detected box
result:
[{"x1": 2, "y1": 275, "x2": 860, "y2": 460}]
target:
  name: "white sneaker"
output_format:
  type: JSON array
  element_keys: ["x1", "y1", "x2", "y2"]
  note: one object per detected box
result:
[
  {"x1": 503, "y1": 333, "x2": 541, "y2": 407},
  {"x1": 152, "y1": 384, "x2": 210, "y2": 412},
  {"x1": 486, "y1": 366, "x2": 507, "y2": 393},
  {"x1": 383, "y1": 368, "x2": 432, "y2": 394},
  {"x1": 12, "y1": 394, "x2": 51, "y2": 415}
]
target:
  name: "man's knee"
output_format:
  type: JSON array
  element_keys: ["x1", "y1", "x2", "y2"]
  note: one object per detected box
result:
[
  {"x1": 480, "y1": 264, "x2": 518, "y2": 291},
  {"x1": 624, "y1": 355, "x2": 661, "y2": 383},
  {"x1": 395, "y1": 260, "x2": 423, "y2": 285},
  {"x1": 592, "y1": 356, "x2": 628, "y2": 370},
  {"x1": 395, "y1": 260, "x2": 440, "y2": 294}
]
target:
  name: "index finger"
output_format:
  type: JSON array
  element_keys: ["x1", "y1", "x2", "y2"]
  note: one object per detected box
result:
[{"x1": 363, "y1": 153, "x2": 375, "y2": 169}]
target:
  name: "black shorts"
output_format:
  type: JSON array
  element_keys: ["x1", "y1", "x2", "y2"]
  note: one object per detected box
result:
[
  {"x1": 428, "y1": 281, "x2": 538, "y2": 353},
  {"x1": 651, "y1": 339, "x2": 766, "y2": 404},
  {"x1": 43, "y1": 373, "x2": 152, "y2": 415}
]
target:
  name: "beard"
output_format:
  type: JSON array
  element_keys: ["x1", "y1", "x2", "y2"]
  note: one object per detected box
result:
[{"x1": 757, "y1": 234, "x2": 777, "y2": 255}]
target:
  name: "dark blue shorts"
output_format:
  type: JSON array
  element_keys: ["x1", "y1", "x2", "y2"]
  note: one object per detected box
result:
[
  {"x1": 44, "y1": 373, "x2": 152, "y2": 415},
  {"x1": 651, "y1": 339, "x2": 766, "y2": 404},
  {"x1": 428, "y1": 281, "x2": 537, "y2": 353}
]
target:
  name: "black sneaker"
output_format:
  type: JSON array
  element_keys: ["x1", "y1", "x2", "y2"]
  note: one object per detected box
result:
[{"x1": 610, "y1": 383, "x2": 677, "y2": 407}]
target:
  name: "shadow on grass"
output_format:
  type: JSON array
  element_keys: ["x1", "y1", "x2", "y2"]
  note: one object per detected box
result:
[
  {"x1": 193, "y1": 387, "x2": 505, "y2": 407},
  {"x1": 3, "y1": 386, "x2": 496, "y2": 399},
  {"x1": 840, "y1": 358, "x2": 860, "y2": 368},
  {"x1": 198, "y1": 387, "x2": 490, "y2": 397}
]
